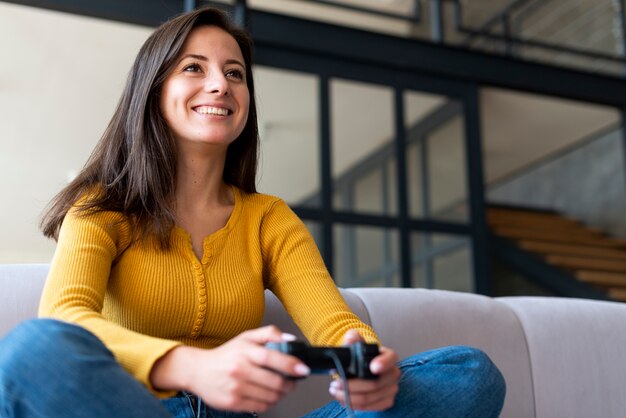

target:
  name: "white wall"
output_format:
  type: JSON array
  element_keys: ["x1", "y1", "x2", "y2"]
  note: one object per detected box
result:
[{"x1": 0, "y1": 3, "x2": 151, "y2": 262}]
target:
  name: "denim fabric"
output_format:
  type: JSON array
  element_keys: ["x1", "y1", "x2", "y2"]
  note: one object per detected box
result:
[
  {"x1": 303, "y1": 346, "x2": 506, "y2": 418},
  {"x1": 0, "y1": 320, "x2": 505, "y2": 418},
  {"x1": 161, "y1": 392, "x2": 257, "y2": 418},
  {"x1": 0, "y1": 319, "x2": 171, "y2": 418}
]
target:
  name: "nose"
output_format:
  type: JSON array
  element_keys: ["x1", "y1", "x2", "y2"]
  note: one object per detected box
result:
[{"x1": 203, "y1": 72, "x2": 229, "y2": 96}]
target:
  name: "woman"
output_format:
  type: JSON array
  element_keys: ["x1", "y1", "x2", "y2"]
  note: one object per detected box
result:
[{"x1": 0, "y1": 7, "x2": 505, "y2": 418}]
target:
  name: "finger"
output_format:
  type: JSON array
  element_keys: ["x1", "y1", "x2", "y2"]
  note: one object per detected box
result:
[
  {"x1": 353, "y1": 395, "x2": 397, "y2": 412},
  {"x1": 353, "y1": 383, "x2": 398, "y2": 409},
  {"x1": 243, "y1": 362, "x2": 298, "y2": 394},
  {"x1": 330, "y1": 380, "x2": 398, "y2": 411},
  {"x1": 370, "y1": 347, "x2": 399, "y2": 375},
  {"x1": 330, "y1": 369, "x2": 397, "y2": 395},
  {"x1": 205, "y1": 379, "x2": 284, "y2": 413},
  {"x1": 246, "y1": 344, "x2": 310, "y2": 378},
  {"x1": 238, "y1": 381, "x2": 287, "y2": 406},
  {"x1": 240, "y1": 325, "x2": 286, "y2": 344},
  {"x1": 342, "y1": 329, "x2": 365, "y2": 345}
]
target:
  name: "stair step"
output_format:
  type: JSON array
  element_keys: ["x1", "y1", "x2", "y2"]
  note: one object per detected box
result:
[
  {"x1": 489, "y1": 205, "x2": 626, "y2": 302},
  {"x1": 493, "y1": 226, "x2": 626, "y2": 247},
  {"x1": 518, "y1": 240, "x2": 626, "y2": 261},
  {"x1": 577, "y1": 271, "x2": 626, "y2": 287},
  {"x1": 546, "y1": 255, "x2": 626, "y2": 273},
  {"x1": 488, "y1": 212, "x2": 582, "y2": 226},
  {"x1": 489, "y1": 218, "x2": 601, "y2": 234},
  {"x1": 608, "y1": 288, "x2": 626, "y2": 302},
  {"x1": 489, "y1": 207, "x2": 568, "y2": 220}
]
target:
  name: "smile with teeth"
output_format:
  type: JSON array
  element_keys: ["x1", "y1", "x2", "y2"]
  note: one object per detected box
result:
[{"x1": 194, "y1": 106, "x2": 231, "y2": 116}]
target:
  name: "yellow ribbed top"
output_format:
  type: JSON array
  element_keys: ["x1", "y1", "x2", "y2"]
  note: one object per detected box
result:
[{"x1": 38, "y1": 187, "x2": 378, "y2": 396}]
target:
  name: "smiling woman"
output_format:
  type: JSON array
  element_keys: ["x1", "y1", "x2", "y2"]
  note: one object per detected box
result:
[
  {"x1": 0, "y1": 6, "x2": 505, "y2": 418},
  {"x1": 160, "y1": 26, "x2": 250, "y2": 149}
]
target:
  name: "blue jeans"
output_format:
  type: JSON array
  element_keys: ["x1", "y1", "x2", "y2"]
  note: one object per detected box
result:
[{"x1": 0, "y1": 319, "x2": 505, "y2": 418}]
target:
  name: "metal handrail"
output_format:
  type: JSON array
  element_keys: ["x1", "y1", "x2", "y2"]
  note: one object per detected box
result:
[
  {"x1": 202, "y1": 0, "x2": 626, "y2": 69},
  {"x1": 286, "y1": 0, "x2": 626, "y2": 67},
  {"x1": 450, "y1": 0, "x2": 626, "y2": 64}
]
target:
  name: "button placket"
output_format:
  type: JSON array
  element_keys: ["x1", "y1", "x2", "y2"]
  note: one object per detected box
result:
[{"x1": 191, "y1": 263, "x2": 208, "y2": 339}]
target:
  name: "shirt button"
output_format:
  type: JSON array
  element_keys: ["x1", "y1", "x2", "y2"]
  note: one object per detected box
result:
[
  {"x1": 193, "y1": 326, "x2": 200, "y2": 333},
  {"x1": 199, "y1": 305, "x2": 206, "y2": 312}
]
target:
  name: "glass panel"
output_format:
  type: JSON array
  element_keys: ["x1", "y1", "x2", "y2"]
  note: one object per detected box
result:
[
  {"x1": 406, "y1": 140, "x2": 424, "y2": 218},
  {"x1": 427, "y1": 114, "x2": 468, "y2": 221},
  {"x1": 411, "y1": 233, "x2": 473, "y2": 291},
  {"x1": 385, "y1": 158, "x2": 398, "y2": 216},
  {"x1": 432, "y1": 234, "x2": 473, "y2": 292},
  {"x1": 334, "y1": 225, "x2": 399, "y2": 288},
  {"x1": 482, "y1": 87, "x2": 624, "y2": 238},
  {"x1": 254, "y1": 66, "x2": 320, "y2": 207},
  {"x1": 331, "y1": 79, "x2": 396, "y2": 215},
  {"x1": 410, "y1": 232, "x2": 427, "y2": 288},
  {"x1": 404, "y1": 90, "x2": 468, "y2": 221}
]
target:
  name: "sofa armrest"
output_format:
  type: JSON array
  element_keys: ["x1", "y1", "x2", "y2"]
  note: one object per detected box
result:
[{"x1": 0, "y1": 264, "x2": 49, "y2": 337}]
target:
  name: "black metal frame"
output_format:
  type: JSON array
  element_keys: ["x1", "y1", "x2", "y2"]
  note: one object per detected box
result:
[
  {"x1": 5, "y1": 0, "x2": 625, "y2": 66},
  {"x1": 5, "y1": 0, "x2": 626, "y2": 296},
  {"x1": 0, "y1": 0, "x2": 183, "y2": 26},
  {"x1": 5, "y1": 0, "x2": 626, "y2": 104},
  {"x1": 248, "y1": 14, "x2": 487, "y2": 292}
]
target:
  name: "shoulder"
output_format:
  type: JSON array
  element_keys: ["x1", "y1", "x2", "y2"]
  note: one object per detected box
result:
[
  {"x1": 63, "y1": 192, "x2": 133, "y2": 249},
  {"x1": 238, "y1": 189, "x2": 288, "y2": 213},
  {"x1": 236, "y1": 189, "x2": 303, "y2": 228}
]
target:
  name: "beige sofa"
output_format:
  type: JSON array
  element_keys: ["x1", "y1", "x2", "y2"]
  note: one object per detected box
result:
[{"x1": 2, "y1": 263, "x2": 626, "y2": 417}]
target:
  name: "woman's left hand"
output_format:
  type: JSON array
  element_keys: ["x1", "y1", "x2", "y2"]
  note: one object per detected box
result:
[{"x1": 328, "y1": 329, "x2": 401, "y2": 411}]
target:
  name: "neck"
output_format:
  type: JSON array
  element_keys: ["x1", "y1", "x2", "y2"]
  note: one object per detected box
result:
[{"x1": 175, "y1": 145, "x2": 231, "y2": 213}]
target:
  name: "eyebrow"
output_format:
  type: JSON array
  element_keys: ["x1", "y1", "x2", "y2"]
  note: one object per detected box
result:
[{"x1": 179, "y1": 54, "x2": 245, "y2": 69}]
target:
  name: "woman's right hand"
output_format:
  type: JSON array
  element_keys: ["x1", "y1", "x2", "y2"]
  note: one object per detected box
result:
[{"x1": 150, "y1": 326, "x2": 310, "y2": 413}]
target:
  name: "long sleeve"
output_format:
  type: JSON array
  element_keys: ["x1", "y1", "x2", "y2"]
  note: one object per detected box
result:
[
  {"x1": 38, "y1": 208, "x2": 181, "y2": 396},
  {"x1": 38, "y1": 190, "x2": 378, "y2": 399},
  {"x1": 260, "y1": 200, "x2": 379, "y2": 346}
]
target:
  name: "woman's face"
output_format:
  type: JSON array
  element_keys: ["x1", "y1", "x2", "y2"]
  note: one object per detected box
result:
[{"x1": 160, "y1": 25, "x2": 250, "y2": 149}]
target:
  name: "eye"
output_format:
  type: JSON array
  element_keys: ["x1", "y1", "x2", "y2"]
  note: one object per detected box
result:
[
  {"x1": 225, "y1": 68, "x2": 244, "y2": 80},
  {"x1": 183, "y1": 63, "x2": 202, "y2": 73}
]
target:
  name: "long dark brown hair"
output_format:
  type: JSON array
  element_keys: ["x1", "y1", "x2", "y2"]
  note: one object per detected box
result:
[{"x1": 40, "y1": 7, "x2": 258, "y2": 248}]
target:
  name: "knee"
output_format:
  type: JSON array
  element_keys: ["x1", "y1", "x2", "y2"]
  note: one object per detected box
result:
[
  {"x1": 0, "y1": 319, "x2": 105, "y2": 379},
  {"x1": 438, "y1": 346, "x2": 505, "y2": 388},
  {"x1": 399, "y1": 346, "x2": 506, "y2": 415},
  {"x1": 449, "y1": 346, "x2": 506, "y2": 413}
]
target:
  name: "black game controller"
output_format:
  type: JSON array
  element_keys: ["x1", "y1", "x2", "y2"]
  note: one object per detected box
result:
[{"x1": 265, "y1": 341, "x2": 380, "y2": 380}]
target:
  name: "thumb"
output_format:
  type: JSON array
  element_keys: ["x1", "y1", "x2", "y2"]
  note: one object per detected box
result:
[
  {"x1": 242, "y1": 325, "x2": 294, "y2": 345},
  {"x1": 342, "y1": 329, "x2": 365, "y2": 346}
]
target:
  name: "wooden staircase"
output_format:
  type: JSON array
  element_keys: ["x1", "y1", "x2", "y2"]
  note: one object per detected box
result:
[{"x1": 488, "y1": 205, "x2": 626, "y2": 302}]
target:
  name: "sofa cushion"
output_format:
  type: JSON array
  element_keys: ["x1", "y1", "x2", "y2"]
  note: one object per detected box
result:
[
  {"x1": 350, "y1": 288, "x2": 535, "y2": 418},
  {"x1": 499, "y1": 297, "x2": 626, "y2": 418}
]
